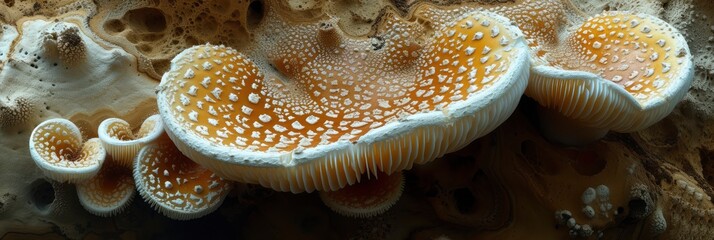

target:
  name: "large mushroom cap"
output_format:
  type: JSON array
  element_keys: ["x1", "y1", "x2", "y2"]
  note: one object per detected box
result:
[
  {"x1": 29, "y1": 118, "x2": 106, "y2": 183},
  {"x1": 133, "y1": 136, "x2": 232, "y2": 220},
  {"x1": 157, "y1": 9, "x2": 529, "y2": 193},
  {"x1": 319, "y1": 171, "x2": 405, "y2": 218},
  {"x1": 98, "y1": 114, "x2": 164, "y2": 166},
  {"x1": 525, "y1": 11, "x2": 693, "y2": 142},
  {"x1": 76, "y1": 156, "x2": 135, "y2": 217}
]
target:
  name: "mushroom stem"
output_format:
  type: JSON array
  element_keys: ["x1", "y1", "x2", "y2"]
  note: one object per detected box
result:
[{"x1": 537, "y1": 106, "x2": 608, "y2": 146}]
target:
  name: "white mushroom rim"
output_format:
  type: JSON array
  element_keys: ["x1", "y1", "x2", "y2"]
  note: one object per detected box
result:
[
  {"x1": 97, "y1": 114, "x2": 165, "y2": 166},
  {"x1": 98, "y1": 115, "x2": 164, "y2": 147},
  {"x1": 133, "y1": 142, "x2": 232, "y2": 220},
  {"x1": 76, "y1": 163, "x2": 136, "y2": 218},
  {"x1": 29, "y1": 118, "x2": 106, "y2": 182},
  {"x1": 156, "y1": 10, "x2": 530, "y2": 191},
  {"x1": 527, "y1": 12, "x2": 694, "y2": 132}
]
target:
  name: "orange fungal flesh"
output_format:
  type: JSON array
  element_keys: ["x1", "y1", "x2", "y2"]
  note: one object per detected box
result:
[
  {"x1": 32, "y1": 121, "x2": 83, "y2": 166},
  {"x1": 423, "y1": 1, "x2": 688, "y2": 104},
  {"x1": 166, "y1": 12, "x2": 516, "y2": 153},
  {"x1": 557, "y1": 13, "x2": 685, "y2": 101},
  {"x1": 75, "y1": 139, "x2": 106, "y2": 167},
  {"x1": 136, "y1": 119, "x2": 159, "y2": 138},
  {"x1": 98, "y1": 115, "x2": 164, "y2": 166},
  {"x1": 31, "y1": 121, "x2": 103, "y2": 169},
  {"x1": 134, "y1": 137, "x2": 232, "y2": 220},
  {"x1": 104, "y1": 117, "x2": 159, "y2": 141},
  {"x1": 104, "y1": 121, "x2": 134, "y2": 141},
  {"x1": 415, "y1": 0, "x2": 566, "y2": 57},
  {"x1": 320, "y1": 171, "x2": 404, "y2": 218},
  {"x1": 76, "y1": 157, "x2": 134, "y2": 216}
]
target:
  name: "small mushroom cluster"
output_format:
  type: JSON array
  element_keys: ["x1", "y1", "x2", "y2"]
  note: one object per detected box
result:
[
  {"x1": 29, "y1": 117, "x2": 129, "y2": 216},
  {"x1": 28, "y1": 115, "x2": 231, "y2": 220}
]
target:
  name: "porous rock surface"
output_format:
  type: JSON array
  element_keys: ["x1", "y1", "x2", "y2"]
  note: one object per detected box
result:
[{"x1": 0, "y1": 0, "x2": 713, "y2": 239}]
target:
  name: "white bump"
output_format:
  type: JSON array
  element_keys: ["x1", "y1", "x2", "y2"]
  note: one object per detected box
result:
[
  {"x1": 593, "y1": 41, "x2": 602, "y2": 49},
  {"x1": 462, "y1": 21, "x2": 473, "y2": 29},
  {"x1": 241, "y1": 106, "x2": 253, "y2": 115},
  {"x1": 644, "y1": 68, "x2": 655, "y2": 77},
  {"x1": 180, "y1": 94, "x2": 190, "y2": 106},
  {"x1": 490, "y1": 27, "x2": 499, "y2": 37},
  {"x1": 661, "y1": 62, "x2": 671, "y2": 73},
  {"x1": 201, "y1": 77, "x2": 211, "y2": 88},
  {"x1": 273, "y1": 124, "x2": 287, "y2": 132},
  {"x1": 650, "y1": 52, "x2": 659, "y2": 61},
  {"x1": 446, "y1": 30, "x2": 456, "y2": 37},
  {"x1": 482, "y1": 46, "x2": 491, "y2": 55},
  {"x1": 248, "y1": 93, "x2": 260, "y2": 104},
  {"x1": 184, "y1": 69, "x2": 195, "y2": 79},
  {"x1": 188, "y1": 86, "x2": 198, "y2": 96},
  {"x1": 202, "y1": 61, "x2": 213, "y2": 70},
  {"x1": 291, "y1": 121, "x2": 305, "y2": 130},
  {"x1": 499, "y1": 36, "x2": 509, "y2": 46},
  {"x1": 628, "y1": 70, "x2": 639, "y2": 79},
  {"x1": 656, "y1": 39, "x2": 666, "y2": 47},
  {"x1": 259, "y1": 114, "x2": 272, "y2": 123},
  {"x1": 473, "y1": 32, "x2": 484, "y2": 40},
  {"x1": 211, "y1": 88, "x2": 222, "y2": 99},
  {"x1": 630, "y1": 19, "x2": 640, "y2": 28},
  {"x1": 457, "y1": 66, "x2": 467, "y2": 74},
  {"x1": 468, "y1": 69, "x2": 477, "y2": 80},
  {"x1": 188, "y1": 111, "x2": 199, "y2": 122},
  {"x1": 208, "y1": 118, "x2": 219, "y2": 126},
  {"x1": 306, "y1": 115, "x2": 319, "y2": 124},
  {"x1": 464, "y1": 47, "x2": 475, "y2": 56}
]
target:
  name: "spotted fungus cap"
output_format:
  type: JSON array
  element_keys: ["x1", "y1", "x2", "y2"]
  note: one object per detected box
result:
[
  {"x1": 76, "y1": 156, "x2": 135, "y2": 217},
  {"x1": 525, "y1": 12, "x2": 693, "y2": 144},
  {"x1": 157, "y1": 10, "x2": 529, "y2": 193},
  {"x1": 133, "y1": 136, "x2": 232, "y2": 220},
  {"x1": 320, "y1": 171, "x2": 404, "y2": 218},
  {"x1": 29, "y1": 118, "x2": 106, "y2": 183},
  {"x1": 98, "y1": 114, "x2": 164, "y2": 166}
]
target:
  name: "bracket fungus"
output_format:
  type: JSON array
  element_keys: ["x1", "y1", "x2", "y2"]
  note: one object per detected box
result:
[
  {"x1": 156, "y1": 9, "x2": 530, "y2": 193},
  {"x1": 319, "y1": 171, "x2": 404, "y2": 218},
  {"x1": 98, "y1": 114, "x2": 164, "y2": 166},
  {"x1": 29, "y1": 118, "x2": 106, "y2": 183},
  {"x1": 524, "y1": 12, "x2": 693, "y2": 145},
  {"x1": 76, "y1": 156, "x2": 135, "y2": 217},
  {"x1": 134, "y1": 136, "x2": 232, "y2": 220}
]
